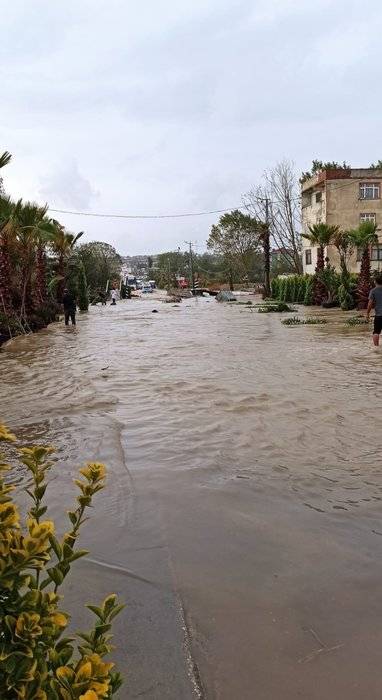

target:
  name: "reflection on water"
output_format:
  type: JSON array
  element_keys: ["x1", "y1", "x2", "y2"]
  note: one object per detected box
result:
[{"x1": 1, "y1": 297, "x2": 382, "y2": 699}]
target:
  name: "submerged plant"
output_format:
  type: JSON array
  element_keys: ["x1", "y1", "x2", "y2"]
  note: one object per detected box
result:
[
  {"x1": 258, "y1": 302, "x2": 296, "y2": 313},
  {"x1": 282, "y1": 316, "x2": 328, "y2": 326},
  {"x1": 0, "y1": 424, "x2": 124, "y2": 699},
  {"x1": 345, "y1": 315, "x2": 369, "y2": 326}
]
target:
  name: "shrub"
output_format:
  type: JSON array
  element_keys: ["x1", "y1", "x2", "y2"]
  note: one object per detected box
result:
[
  {"x1": 346, "y1": 315, "x2": 369, "y2": 326},
  {"x1": 303, "y1": 276, "x2": 314, "y2": 305},
  {"x1": 282, "y1": 316, "x2": 328, "y2": 326},
  {"x1": 271, "y1": 278, "x2": 279, "y2": 300},
  {"x1": 77, "y1": 261, "x2": 89, "y2": 312},
  {"x1": 0, "y1": 424, "x2": 124, "y2": 699},
  {"x1": 258, "y1": 302, "x2": 296, "y2": 313}
]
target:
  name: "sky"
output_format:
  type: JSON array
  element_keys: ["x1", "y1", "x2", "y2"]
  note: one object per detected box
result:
[{"x1": 2, "y1": 0, "x2": 382, "y2": 255}]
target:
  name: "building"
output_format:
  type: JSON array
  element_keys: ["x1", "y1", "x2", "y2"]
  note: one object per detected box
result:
[
  {"x1": 301, "y1": 168, "x2": 382, "y2": 274},
  {"x1": 120, "y1": 255, "x2": 150, "y2": 277}
]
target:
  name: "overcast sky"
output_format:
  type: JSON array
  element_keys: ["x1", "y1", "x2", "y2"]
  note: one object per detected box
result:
[{"x1": 2, "y1": 0, "x2": 382, "y2": 255}]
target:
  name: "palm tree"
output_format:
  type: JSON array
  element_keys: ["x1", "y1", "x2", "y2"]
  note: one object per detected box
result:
[
  {"x1": 13, "y1": 201, "x2": 50, "y2": 318},
  {"x1": 332, "y1": 230, "x2": 355, "y2": 310},
  {"x1": 0, "y1": 151, "x2": 11, "y2": 196},
  {"x1": 348, "y1": 221, "x2": 378, "y2": 309},
  {"x1": 332, "y1": 229, "x2": 354, "y2": 278},
  {"x1": 302, "y1": 223, "x2": 339, "y2": 304},
  {"x1": 0, "y1": 152, "x2": 13, "y2": 312},
  {"x1": 48, "y1": 222, "x2": 83, "y2": 301},
  {"x1": 0, "y1": 195, "x2": 15, "y2": 313}
]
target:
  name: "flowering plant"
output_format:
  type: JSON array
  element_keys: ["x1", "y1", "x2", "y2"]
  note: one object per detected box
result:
[{"x1": 0, "y1": 424, "x2": 124, "y2": 699}]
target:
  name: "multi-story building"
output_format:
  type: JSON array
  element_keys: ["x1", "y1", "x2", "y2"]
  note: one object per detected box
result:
[{"x1": 301, "y1": 168, "x2": 382, "y2": 274}]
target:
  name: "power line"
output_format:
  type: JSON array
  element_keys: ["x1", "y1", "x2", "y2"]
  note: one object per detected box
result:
[{"x1": 48, "y1": 205, "x2": 247, "y2": 220}]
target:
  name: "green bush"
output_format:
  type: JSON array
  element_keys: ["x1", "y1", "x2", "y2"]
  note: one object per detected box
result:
[
  {"x1": 271, "y1": 275, "x2": 312, "y2": 304},
  {"x1": 303, "y1": 276, "x2": 314, "y2": 305},
  {"x1": 346, "y1": 315, "x2": 369, "y2": 326},
  {"x1": 0, "y1": 424, "x2": 124, "y2": 700},
  {"x1": 258, "y1": 302, "x2": 296, "y2": 313},
  {"x1": 282, "y1": 316, "x2": 328, "y2": 326},
  {"x1": 77, "y1": 261, "x2": 89, "y2": 312}
]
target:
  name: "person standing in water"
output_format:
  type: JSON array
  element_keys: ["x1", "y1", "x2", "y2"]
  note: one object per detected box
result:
[
  {"x1": 110, "y1": 288, "x2": 117, "y2": 305},
  {"x1": 63, "y1": 288, "x2": 76, "y2": 326},
  {"x1": 366, "y1": 274, "x2": 382, "y2": 346}
]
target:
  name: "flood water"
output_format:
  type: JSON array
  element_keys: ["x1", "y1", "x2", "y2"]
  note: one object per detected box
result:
[{"x1": 1, "y1": 296, "x2": 382, "y2": 699}]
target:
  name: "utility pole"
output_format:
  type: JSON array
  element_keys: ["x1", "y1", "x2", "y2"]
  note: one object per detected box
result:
[
  {"x1": 264, "y1": 197, "x2": 271, "y2": 298},
  {"x1": 185, "y1": 241, "x2": 195, "y2": 295},
  {"x1": 167, "y1": 257, "x2": 171, "y2": 291}
]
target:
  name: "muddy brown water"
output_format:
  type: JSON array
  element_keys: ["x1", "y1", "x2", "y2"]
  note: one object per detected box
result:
[{"x1": 1, "y1": 297, "x2": 382, "y2": 699}]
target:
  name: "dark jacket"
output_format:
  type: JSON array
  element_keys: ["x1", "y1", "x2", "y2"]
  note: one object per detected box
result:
[{"x1": 63, "y1": 292, "x2": 76, "y2": 311}]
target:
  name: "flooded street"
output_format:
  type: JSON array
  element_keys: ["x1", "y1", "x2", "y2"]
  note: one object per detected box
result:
[{"x1": 2, "y1": 297, "x2": 382, "y2": 699}]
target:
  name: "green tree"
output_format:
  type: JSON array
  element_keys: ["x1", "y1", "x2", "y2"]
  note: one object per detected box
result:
[
  {"x1": 0, "y1": 194, "x2": 15, "y2": 313},
  {"x1": 77, "y1": 259, "x2": 89, "y2": 311},
  {"x1": 302, "y1": 223, "x2": 339, "y2": 304},
  {"x1": 49, "y1": 222, "x2": 84, "y2": 301},
  {"x1": 300, "y1": 160, "x2": 351, "y2": 184},
  {"x1": 207, "y1": 210, "x2": 263, "y2": 286},
  {"x1": 348, "y1": 221, "x2": 378, "y2": 309},
  {"x1": 77, "y1": 241, "x2": 121, "y2": 293}
]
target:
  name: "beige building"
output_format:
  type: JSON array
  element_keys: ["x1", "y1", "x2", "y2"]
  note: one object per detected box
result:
[{"x1": 301, "y1": 168, "x2": 382, "y2": 274}]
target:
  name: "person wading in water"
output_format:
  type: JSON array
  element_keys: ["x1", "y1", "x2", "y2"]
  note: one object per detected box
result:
[
  {"x1": 63, "y1": 287, "x2": 76, "y2": 326},
  {"x1": 366, "y1": 274, "x2": 382, "y2": 346}
]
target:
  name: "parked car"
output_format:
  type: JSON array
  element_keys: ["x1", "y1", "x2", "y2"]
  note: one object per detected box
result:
[{"x1": 141, "y1": 283, "x2": 153, "y2": 293}]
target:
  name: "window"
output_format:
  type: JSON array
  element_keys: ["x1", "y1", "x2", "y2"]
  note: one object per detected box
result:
[
  {"x1": 305, "y1": 249, "x2": 312, "y2": 265},
  {"x1": 360, "y1": 212, "x2": 376, "y2": 224},
  {"x1": 371, "y1": 245, "x2": 382, "y2": 261},
  {"x1": 315, "y1": 192, "x2": 322, "y2": 203},
  {"x1": 359, "y1": 183, "x2": 380, "y2": 200}
]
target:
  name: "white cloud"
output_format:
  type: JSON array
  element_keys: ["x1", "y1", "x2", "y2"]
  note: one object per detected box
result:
[{"x1": 2, "y1": 0, "x2": 382, "y2": 254}]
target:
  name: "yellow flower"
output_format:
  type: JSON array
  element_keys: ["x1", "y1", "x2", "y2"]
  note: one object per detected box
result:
[
  {"x1": 50, "y1": 612, "x2": 68, "y2": 628},
  {"x1": 79, "y1": 462, "x2": 106, "y2": 483},
  {"x1": 31, "y1": 691, "x2": 47, "y2": 700},
  {"x1": 27, "y1": 519, "x2": 55, "y2": 538},
  {"x1": 15, "y1": 612, "x2": 42, "y2": 641},
  {"x1": 0, "y1": 502, "x2": 20, "y2": 530},
  {"x1": 79, "y1": 692, "x2": 98, "y2": 700},
  {"x1": 87, "y1": 653, "x2": 114, "y2": 677},
  {"x1": 0, "y1": 424, "x2": 16, "y2": 442},
  {"x1": 75, "y1": 661, "x2": 92, "y2": 683},
  {"x1": 56, "y1": 666, "x2": 75, "y2": 683},
  {"x1": 89, "y1": 680, "x2": 110, "y2": 696}
]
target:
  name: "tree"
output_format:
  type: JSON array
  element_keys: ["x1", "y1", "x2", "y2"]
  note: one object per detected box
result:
[
  {"x1": 302, "y1": 223, "x2": 339, "y2": 304},
  {"x1": 348, "y1": 221, "x2": 378, "y2": 309},
  {"x1": 49, "y1": 222, "x2": 83, "y2": 301},
  {"x1": 77, "y1": 259, "x2": 89, "y2": 311},
  {"x1": 300, "y1": 160, "x2": 351, "y2": 184},
  {"x1": 0, "y1": 195, "x2": 15, "y2": 313},
  {"x1": 370, "y1": 160, "x2": 382, "y2": 169},
  {"x1": 332, "y1": 229, "x2": 355, "y2": 310},
  {"x1": 0, "y1": 150, "x2": 11, "y2": 196},
  {"x1": 207, "y1": 210, "x2": 263, "y2": 288},
  {"x1": 243, "y1": 160, "x2": 302, "y2": 274},
  {"x1": 13, "y1": 201, "x2": 52, "y2": 318},
  {"x1": 76, "y1": 241, "x2": 121, "y2": 293}
]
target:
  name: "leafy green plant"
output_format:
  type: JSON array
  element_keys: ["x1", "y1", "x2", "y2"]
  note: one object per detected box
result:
[
  {"x1": 77, "y1": 260, "x2": 89, "y2": 312},
  {"x1": 258, "y1": 302, "x2": 296, "y2": 313},
  {"x1": 303, "y1": 276, "x2": 314, "y2": 305},
  {"x1": 281, "y1": 316, "x2": 302, "y2": 325},
  {"x1": 282, "y1": 316, "x2": 328, "y2": 326},
  {"x1": 345, "y1": 315, "x2": 369, "y2": 326},
  {"x1": 0, "y1": 424, "x2": 124, "y2": 699}
]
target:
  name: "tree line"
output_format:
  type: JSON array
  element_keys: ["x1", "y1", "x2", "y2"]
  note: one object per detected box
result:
[{"x1": 0, "y1": 151, "x2": 122, "y2": 341}]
